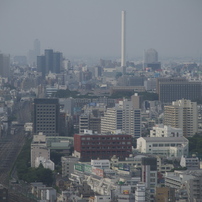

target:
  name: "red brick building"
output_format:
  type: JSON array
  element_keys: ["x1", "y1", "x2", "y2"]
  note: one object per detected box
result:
[{"x1": 74, "y1": 131, "x2": 132, "y2": 161}]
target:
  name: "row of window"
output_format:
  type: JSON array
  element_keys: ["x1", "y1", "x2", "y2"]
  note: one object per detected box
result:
[
  {"x1": 81, "y1": 146, "x2": 131, "y2": 150},
  {"x1": 151, "y1": 143, "x2": 182, "y2": 147},
  {"x1": 81, "y1": 136, "x2": 130, "y2": 140},
  {"x1": 81, "y1": 141, "x2": 131, "y2": 145}
]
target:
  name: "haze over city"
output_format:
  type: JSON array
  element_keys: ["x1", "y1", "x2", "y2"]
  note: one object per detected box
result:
[
  {"x1": 2, "y1": 1, "x2": 202, "y2": 202},
  {"x1": 0, "y1": 0, "x2": 202, "y2": 59}
]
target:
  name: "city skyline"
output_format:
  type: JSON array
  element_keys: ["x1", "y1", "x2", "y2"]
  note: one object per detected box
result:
[{"x1": 0, "y1": 0, "x2": 202, "y2": 59}]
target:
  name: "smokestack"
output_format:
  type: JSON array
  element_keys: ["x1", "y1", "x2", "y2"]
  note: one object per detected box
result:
[{"x1": 121, "y1": 10, "x2": 126, "y2": 67}]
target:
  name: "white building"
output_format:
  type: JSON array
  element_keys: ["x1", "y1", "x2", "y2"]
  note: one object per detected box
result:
[
  {"x1": 164, "y1": 99, "x2": 198, "y2": 137},
  {"x1": 135, "y1": 183, "x2": 146, "y2": 202},
  {"x1": 180, "y1": 155, "x2": 200, "y2": 170},
  {"x1": 89, "y1": 195, "x2": 111, "y2": 202},
  {"x1": 40, "y1": 187, "x2": 57, "y2": 202},
  {"x1": 35, "y1": 156, "x2": 55, "y2": 171},
  {"x1": 136, "y1": 137, "x2": 189, "y2": 158},
  {"x1": 101, "y1": 99, "x2": 141, "y2": 138},
  {"x1": 24, "y1": 122, "x2": 33, "y2": 132},
  {"x1": 150, "y1": 124, "x2": 183, "y2": 137},
  {"x1": 91, "y1": 159, "x2": 110, "y2": 169},
  {"x1": 31, "y1": 132, "x2": 50, "y2": 167}
]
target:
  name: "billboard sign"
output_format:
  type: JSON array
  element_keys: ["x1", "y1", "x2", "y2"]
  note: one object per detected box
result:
[
  {"x1": 84, "y1": 164, "x2": 92, "y2": 174},
  {"x1": 74, "y1": 163, "x2": 84, "y2": 172},
  {"x1": 92, "y1": 167, "x2": 104, "y2": 177}
]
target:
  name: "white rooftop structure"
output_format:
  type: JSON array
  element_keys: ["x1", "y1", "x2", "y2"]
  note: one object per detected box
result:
[
  {"x1": 136, "y1": 137, "x2": 189, "y2": 159},
  {"x1": 150, "y1": 124, "x2": 183, "y2": 137}
]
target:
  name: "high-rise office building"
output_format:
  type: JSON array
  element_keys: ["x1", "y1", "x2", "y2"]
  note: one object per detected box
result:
[
  {"x1": 164, "y1": 99, "x2": 198, "y2": 137},
  {"x1": 53, "y1": 52, "x2": 62, "y2": 73},
  {"x1": 144, "y1": 49, "x2": 158, "y2": 64},
  {"x1": 33, "y1": 98, "x2": 60, "y2": 136},
  {"x1": 45, "y1": 49, "x2": 53, "y2": 73},
  {"x1": 28, "y1": 39, "x2": 41, "y2": 66},
  {"x1": 37, "y1": 55, "x2": 46, "y2": 78},
  {"x1": 37, "y1": 49, "x2": 63, "y2": 76},
  {"x1": 157, "y1": 78, "x2": 202, "y2": 103},
  {"x1": 0, "y1": 53, "x2": 10, "y2": 78},
  {"x1": 144, "y1": 49, "x2": 161, "y2": 71}
]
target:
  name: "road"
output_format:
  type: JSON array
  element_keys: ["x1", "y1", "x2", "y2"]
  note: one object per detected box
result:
[{"x1": 0, "y1": 100, "x2": 36, "y2": 201}]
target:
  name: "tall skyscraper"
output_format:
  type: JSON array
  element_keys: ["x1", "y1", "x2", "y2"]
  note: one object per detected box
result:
[
  {"x1": 33, "y1": 98, "x2": 60, "y2": 136},
  {"x1": 28, "y1": 39, "x2": 41, "y2": 66},
  {"x1": 0, "y1": 53, "x2": 10, "y2": 78},
  {"x1": 144, "y1": 49, "x2": 161, "y2": 71},
  {"x1": 53, "y1": 52, "x2": 62, "y2": 73},
  {"x1": 45, "y1": 49, "x2": 54, "y2": 73},
  {"x1": 164, "y1": 99, "x2": 198, "y2": 137},
  {"x1": 144, "y1": 48, "x2": 158, "y2": 64},
  {"x1": 37, "y1": 49, "x2": 63, "y2": 76},
  {"x1": 37, "y1": 55, "x2": 46, "y2": 78},
  {"x1": 121, "y1": 10, "x2": 126, "y2": 67}
]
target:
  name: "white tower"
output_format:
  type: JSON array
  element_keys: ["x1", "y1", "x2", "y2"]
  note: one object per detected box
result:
[{"x1": 121, "y1": 10, "x2": 126, "y2": 67}]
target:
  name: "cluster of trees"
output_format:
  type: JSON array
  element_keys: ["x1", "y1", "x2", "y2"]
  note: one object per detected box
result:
[
  {"x1": 188, "y1": 134, "x2": 202, "y2": 156},
  {"x1": 54, "y1": 87, "x2": 159, "y2": 102},
  {"x1": 15, "y1": 138, "x2": 53, "y2": 186},
  {"x1": 53, "y1": 89, "x2": 98, "y2": 99}
]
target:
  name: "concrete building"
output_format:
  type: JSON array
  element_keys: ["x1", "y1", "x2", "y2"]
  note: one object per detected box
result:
[
  {"x1": 131, "y1": 93, "x2": 144, "y2": 109},
  {"x1": 79, "y1": 113, "x2": 101, "y2": 134},
  {"x1": 31, "y1": 132, "x2": 50, "y2": 167},
  {"x1": 144, "y1": 49, "x2": 158, "y2": 64},
  {"x1": 89, "y1": 195, "x2": 111, "y2": 202},
  {"x1": 37, "y1": 49, "x2": 63, "y2": 76},
  {"x1": 74, "y1": 130, "x2": 132, "y2": 161},
  {"x1": 33, "y1": 98, "x2": 59, "y2": 136},
  {"x1": 155, "y1": 187, "x2": 175, "y2": 202},
  {"x1": 35, "y1": 156, "x2": 55, "y2": 170},
  {"x1": 141, "y1": 157, "x2": 157, "y2": 201},
  {"x1": 91, "y1": 159, "x2": 110, "y2": 170},
  {"x1": 136, "y1": 136, "x2": 189, "y2": 158},
  {"x1": 61, "y1": 156, "x2": 79, "y2": 177},
  {"x1": 164, "y1": 99, "x2": 198, "y2": 137},
  {"x1": 37, "y1": 55, "x2": 46, "y2": 78},
  {"x1": 101, "y1": 100, "x2": 141, "y2": 138},
  {"x1": 165, "y1": 170, "x2": 202, "y2": 202},
  {"x1": 135, "y1": 182, "x2": 146, "y2": 202},
  {"x1": 157, "y1": 79, "x2": 202, "y2": 103},
  {"x1": 180, "y1": 155, "x2": 200, "y2": 170},
  {"x1": 156, "y1": 77, "x2": 187, "y2": 95},
  {"x1": 144, "y1": 78, "x2": 156, "y2": 91},
  {"x1": 144, "y1": 49, "x2": 161, "y2": 71},
  {"x1": 150, "y1": 124, "x2": 183, "y2": 137}
]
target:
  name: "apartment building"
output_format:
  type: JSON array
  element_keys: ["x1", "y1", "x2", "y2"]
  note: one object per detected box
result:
[
  {"x1": 101, "y1": 100, "x2": 141, "y2": 138},
  {"x1": 164, "y1": 99, "x2": 198, "y2": 137}
]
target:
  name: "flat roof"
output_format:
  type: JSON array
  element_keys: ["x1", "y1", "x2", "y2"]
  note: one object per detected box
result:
[{"x1": 139, "y1": 137, "x2": 188, "y2": 142}]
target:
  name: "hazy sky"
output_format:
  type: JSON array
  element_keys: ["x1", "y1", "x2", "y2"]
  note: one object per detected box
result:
[{"x1": 0, "y1": 0, "x2": 202, "y2": 59}]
